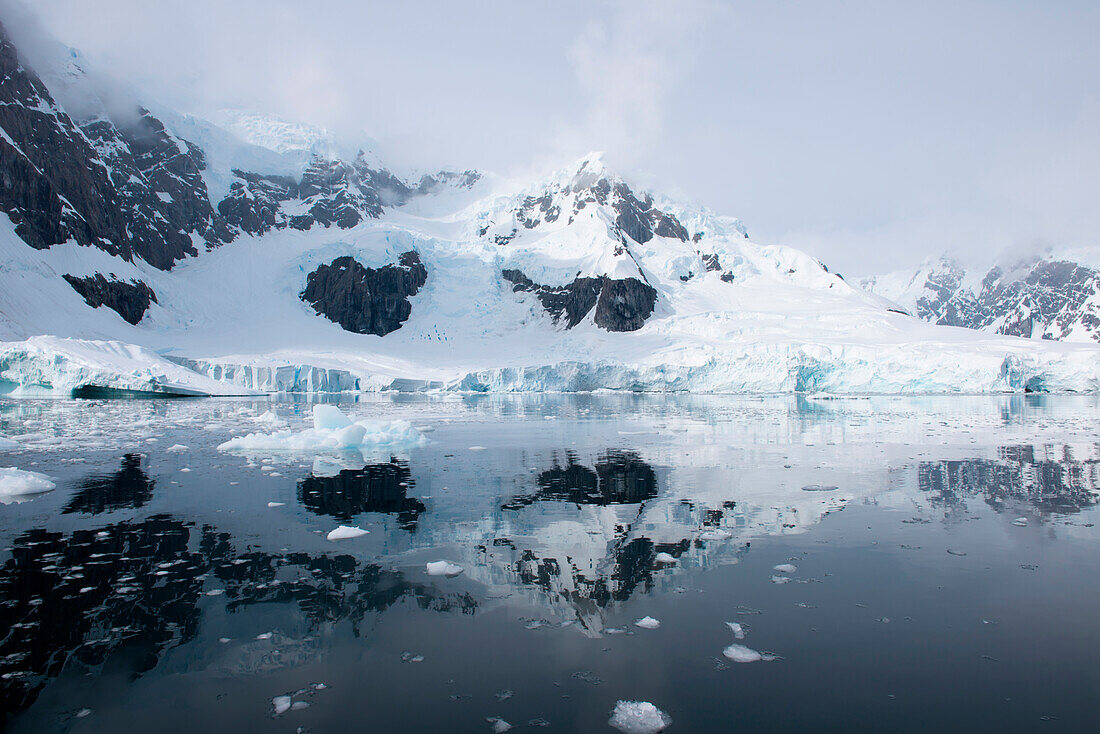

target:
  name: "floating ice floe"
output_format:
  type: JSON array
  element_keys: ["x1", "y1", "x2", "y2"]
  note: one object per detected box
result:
[
  {"x1": 267, "y1": 501, "x2": 286, "y2": 508},
  {"x1": 218, "y1": 405, "x2": 425, "y2": 453},
  {"x1": 1012, "y1": 517, "x2": 1029, "y2": 527},
  {"x1": 634, "y1": 616, "x2": 661, "y2": 630},
  {"x1": 426, "y1": 560, "x2": 464, "y2": 577},
  {"x1": 0, "y1": 467, "x2": 56, "y2": 503},
  {"x1": 608, "y1": 700, "x2": 672, "y2": 734},
  {"x1": 773, "y1": 563, "x2": 798, "y2": 573},
  {"x1": 486, "y1": 718, "x2": 513, "y2": 733},
  {"x1": 0, "y1": 436, "x2": 21, "y2": 450},
  {"x1": 327, "y1": 525, "x2": 368, "y2": 541},
  {"x1": 272, "y1": 695, "x2": 292, "y2": 715},
  {"x1": 654, "y1": 552, "x2": 676, "y2": 564},
  {"x1": 770, "y1": 575, "x2": 791, "y2": 584},
  {"x1": 726, "y1": 621, "x2": 746, "y2": 639},
  {"x1": 723, "y1": 643, "x2": 776, "y2": 663},
  {"x1": 166, "y1": 444, "x2": 189, "y2": 453},
  {"x1": 699, "y1": 528, "x2": 733, "y2": 541},
  {"x1": 252, "y1": 410, "x2": 287, "y2": 429}
]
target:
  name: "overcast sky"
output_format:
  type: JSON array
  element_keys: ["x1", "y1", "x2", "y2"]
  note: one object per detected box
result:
[{"x1": 17, "y1": 0, "x2": 1100, "y2": 275}]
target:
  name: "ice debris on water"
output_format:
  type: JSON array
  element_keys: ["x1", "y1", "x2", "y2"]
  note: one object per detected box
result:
[
  {"x1": 426, "y1": 560, "x2": 464, "y2": 577},
  {"x1": 494, "y1": 689, "x2": 513, "y2": 702},
  {"x1": 486, "y1": 718, "x2": 513, "y2": 733},
  {"x1": 654, "y1": 552, "x2": 676, "y2": 564},
  {"x1": 802, "y1": 484, "x2": 838, "y2": 492},
  {"x1": 634, "y1": 616, "x2": 660, "y2": 630},
  {"x1": 699, "y1": 528, "x2": 733, "y2": 541},
  {"x1": 771, "y1": 575, "x2": 791, "y2": 584},
  {"x1": 773, "y1": 563, "x2": 797, "y2": 573},
  {"x1": 0, "y1": 436, "x2": 22, "y2": 450},
  {"x1": 400, "y1": 651, "x2": 424, "y2": 663},
  {"x1": 327, "y1": 525, "x2": 369, "y2": 541},
  {"x1": 166, "y1": 444, "x2": 189, "y2": 452},
  {"x1": 267, "y1": 501, "x2": 285, "y2": 508},
  {"x1": 0, "y1": 468, "x2": 55, "y2": 502},
  {"x1": 1012, "y1": 517, "x2": 1029, "y2": 527},
  {"x1": 723, "y1": 644, "x2": 776, "y2": 663},
  {"x1": 272, "y1": 695, "x2": 292, "y2": 715},
  {"x1": 608, "y1": 700, "x2": 672, "y2": 734},
  {"x1": 252, "y1": 410, "x2": 287, "y2": 429},
  {"x1": 726, "y1": 622, "x2": 746, "y2": 639},
  {"x1": 218, "y1": 405, "x2": 425, "y2": 453}
]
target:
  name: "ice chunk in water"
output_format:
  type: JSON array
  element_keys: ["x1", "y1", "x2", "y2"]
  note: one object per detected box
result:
[
  {"x1": 726, "y1": 622, "x2": 746, "y2": 639},
  {"x1": 426, "y1": 560, "x2": 464, "y2": 577},
  {"x1": 0, "y1": 436, "x2": 22, "y2": 450},
  {"x1": 327, "y1": 525, "x2": 369, "y2": 541},
  {"x1": 699, "y1": 528, "x2": 733, "y2": 541},
  {"x1": 313, "y1": 404, "x2": 352, "y2": 431},
  {"x1": 0, "y1": 467, "x2": 55, "y2": 501},
  {"x1": 723, "y1": 643, "x2": 776, "y2": 663},
  {"x1": 267, "y1": 502, "x2": 286, "y2": 508},
  {"x1": 773, "y1": 563, "x2": 797, "y2": 573},
  {"x1": 771, "y1": 575, "x2": 791, "y2": 584},
  {"x1": 253, "y1": 410, "x2": 286, "y2": 429},
  {"x1": 654, "y1": 552, "x2": 676, "y2": 564},
  {"x1": 486, "y1": 718, "x2": 513, "y2": 733},
  {"x1": 634, "y1": 616, "x2": 660, "y2": 630},
  {"x1": 272, "y1": 695, "x2": 292, "y2": 715},
  {"x1": 166, "y1": 444, "x2": 189, "y2": 453},
  {"x1": 608, "y1": 700, "x2": 672, "y2": 734},
  {"x1": 1012, "y1": 517, "x2": 1029, "y2": 527}
]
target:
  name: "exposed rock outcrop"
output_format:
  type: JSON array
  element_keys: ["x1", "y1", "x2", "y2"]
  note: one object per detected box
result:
[
  {"x1": 62, "y1": 274, "x2": 157, "y2": 324},
  {"x1": 300, "y1": 252, "x2": 427, "y2": 335},
  {"x1": 0, "y1": 21, "x2": 230, "y2": 270},
  {"x1": 502, "y1": 269, "x2": 657, "y2": 332}
]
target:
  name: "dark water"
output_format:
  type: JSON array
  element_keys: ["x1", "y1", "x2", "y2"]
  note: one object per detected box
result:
[{"x1": 0, "y1": 394, "x2": 1098, "y2": 733}]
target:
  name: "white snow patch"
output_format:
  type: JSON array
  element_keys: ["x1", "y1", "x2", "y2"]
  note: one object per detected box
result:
[{"x1": 608, "y1": 700, "x2": 672, "y2": 734}]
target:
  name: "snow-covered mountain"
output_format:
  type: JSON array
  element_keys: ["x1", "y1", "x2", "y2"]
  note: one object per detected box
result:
[
  {"x1": 1, "y1": 17, "x2": 1099, "y2": 396},
  {"x1": 862, "y1": 252, "x2": 1100, "y2": 344}
]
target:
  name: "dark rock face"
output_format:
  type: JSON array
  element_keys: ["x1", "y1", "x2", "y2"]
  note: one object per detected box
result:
[
  {"x1": 301, "y1": 252, "x2": 427, "y2": 335},
  {"x1": 62, "y1": 273, "x2": 157, "y2": 324},
  {"x1": 502, "y1": 269, "x2": 656, "y2": 332},
  {"x1": 866, "y1": 257, "x2": 1100, "y2": 342},
  {"x1": 0, "y1": 21, "x2": 231, "y2": 270},
  {"x1": 298, "y1": 460, "x2": 425, "y2": 528},
  {"x1": 218, "y1": 154, "x2": 477, "y2": 237}
]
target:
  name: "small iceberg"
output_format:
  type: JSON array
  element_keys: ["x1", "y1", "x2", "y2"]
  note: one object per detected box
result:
[
  {"x1": 486, "y1": 718, "x2": 513, "y2": 733},
  {"x1": 726, "y1": 621, "x2": 746, "y2": 639},
  {"x1": 773, "y1": 563, "x2": 797, "y2": 573},
  {"x1": 327, "y1": 525, "x2": 369, "y2": 541},
  {"x1": 218, "y1": 405, "x2": 425, "y2": 453},
  {"x1": 0, "y1": 467, "x2": 56, "y2": 503},
  {"x1": 634, "y1": 616, "x2": 661, "y2": 630},
  {"x1": 608, "y1": 700, "x2": 672, "y2": 734},
  {"x1": 426, "y1": 560, "x2": 464, "y2": 577}
]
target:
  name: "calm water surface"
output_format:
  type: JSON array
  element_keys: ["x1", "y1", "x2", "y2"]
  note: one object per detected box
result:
[{"x1": 0, "y1": 394, "x2": 1098, "y2": 733}]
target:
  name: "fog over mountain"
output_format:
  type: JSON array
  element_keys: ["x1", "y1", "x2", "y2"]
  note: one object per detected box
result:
[{"x1": 11, "y1": 0, "x2": 1100, "y2": 276}]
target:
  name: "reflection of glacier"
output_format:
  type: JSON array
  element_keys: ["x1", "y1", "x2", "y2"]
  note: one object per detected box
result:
[{"x1": 918, "y1": 444, "x2": 1100, "y2": 515}]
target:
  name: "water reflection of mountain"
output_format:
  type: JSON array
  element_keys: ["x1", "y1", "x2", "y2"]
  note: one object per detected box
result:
[
  {"x1": 0, "y1": 516, "x2": 475, "y2": 720},
  {"x1": 63, "y1": 453, "x2": 155, "y2": 514},
  {"x1": 489, "y1": 450, "x2": 750, "y2": 633},
  {"x1": 503, "y1": 450, "x2": 659, "y2": 509},
  {"x1": 918, "y1": 444, "x2": 1100, "y2": 515},
  {"x1": 298, "y1": 459, "x2": 426, "y2": 527}
]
